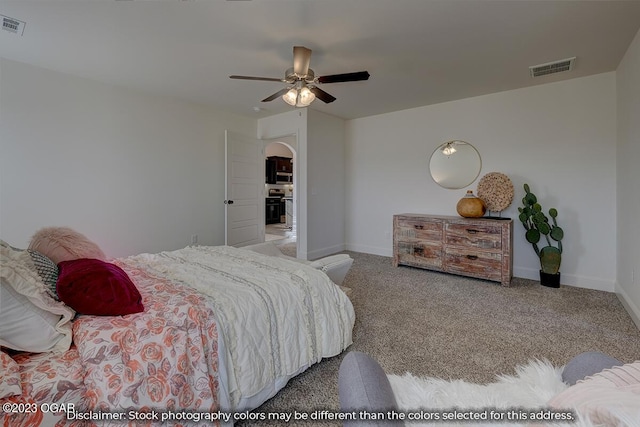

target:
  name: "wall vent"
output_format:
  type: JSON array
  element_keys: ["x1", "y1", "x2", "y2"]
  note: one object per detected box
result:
[
  {"x1": 1, "y1": 15, "x2": 25, "y2": 36},
  {"x1": 529, "y1": 57, "x2": 576, "y2": 78}
]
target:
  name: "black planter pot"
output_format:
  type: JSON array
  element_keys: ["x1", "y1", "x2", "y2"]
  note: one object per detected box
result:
[{"x1": 540, "y1": 270, "x2": 560, "y2": 288}]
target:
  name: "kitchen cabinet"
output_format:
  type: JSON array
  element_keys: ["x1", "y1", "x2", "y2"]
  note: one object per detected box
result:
[
  {"x1": 265, "y1": 158, "x2": 276, "y2": 184},
  {"x1": 266, "y1": 156, "x2": 293, "y2": 183},
  {"x1": 269, "y1": 156, "x2": 292, "y2": 173},
  {"x1": 393, "y1": 214, "x2": 513, "y2": 286},
  {"x1": 266, "y1": 156, "x2": 293, "y2": 184}
]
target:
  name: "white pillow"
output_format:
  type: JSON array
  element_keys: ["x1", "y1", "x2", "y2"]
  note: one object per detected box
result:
[
  {"x1": 0, "y1": 282, "x2": 70, "y2": 353},
  {"x1": 549, "y1": 361, "x2": 640, "y2": 425},
  {"x1": 0, "y1": 242, "x2": 75, "y2": 353}
]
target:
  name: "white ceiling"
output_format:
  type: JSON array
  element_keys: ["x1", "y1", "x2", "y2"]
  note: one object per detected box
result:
[{"x1": 1, "y1": 1, "x2": 639, "y2": 120}]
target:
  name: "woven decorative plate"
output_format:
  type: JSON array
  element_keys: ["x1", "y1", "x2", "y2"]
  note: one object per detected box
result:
[{"x1": 477, "y1": 172, "x2": 514, "y2": 212}]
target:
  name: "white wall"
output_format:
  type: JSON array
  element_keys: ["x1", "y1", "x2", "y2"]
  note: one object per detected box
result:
[
  {"x1": 0, "y1": 59, "x2": 256, "y2": 258},
  {"x1": 306, "y1": 109, "x2": 346, "y2": 259},
  {"x1": 616, "y1": 29, "x2": 640, "y2": 327},
  {"x1": 345, "y1": 73, "x2": 617, "y2": 292}
]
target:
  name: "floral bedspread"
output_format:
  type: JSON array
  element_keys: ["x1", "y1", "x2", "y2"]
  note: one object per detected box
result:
[
  {"x1": 2, "y1": 257, "x2": 220, "y2": 427},
  {"x1": 1, "y1": 347, "x2": 85, "y2": 427},
  {"x1": 75, "y1": 260, "x2": 220, "y2": 412}
]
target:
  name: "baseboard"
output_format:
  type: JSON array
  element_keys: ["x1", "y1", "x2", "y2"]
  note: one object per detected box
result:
[
  {"x1": 513, "y1": 267, "x2": 615, "y2": 292},
  {"x1": 616, "y1": 283, "x2": 640, "y2": 331},
  {"x1": 307, "y1": 243, "x2": 347, "y2": 260},
  {"x1": 344, "y1": 243, "x2": 392, "y2": 257}
]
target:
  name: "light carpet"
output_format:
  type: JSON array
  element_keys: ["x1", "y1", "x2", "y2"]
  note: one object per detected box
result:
[{"x1": 237, "y1": 245, "x2": 640, "y2": 426}]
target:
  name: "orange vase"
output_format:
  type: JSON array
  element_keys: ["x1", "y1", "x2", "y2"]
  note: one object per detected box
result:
[{"x1": 456, "y1": 190, "x2": 486, "y2": 218}]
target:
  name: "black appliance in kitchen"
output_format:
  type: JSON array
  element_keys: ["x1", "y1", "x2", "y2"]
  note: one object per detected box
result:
[
  {"x1": 265, "y1": 156, "x2": 293, "y2": 184},
  {"x1": 266, "y1": 189, "x2": 286, "y2": 224}
]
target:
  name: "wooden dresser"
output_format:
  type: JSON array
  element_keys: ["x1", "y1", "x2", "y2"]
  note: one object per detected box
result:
[{"x1": 393, "y1": 214, "x2": 513, "y2": 286}]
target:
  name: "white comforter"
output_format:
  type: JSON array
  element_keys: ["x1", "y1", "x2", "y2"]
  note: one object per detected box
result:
[{"x1": 124, "y1": 245, "x2": 355, "y2": 409}]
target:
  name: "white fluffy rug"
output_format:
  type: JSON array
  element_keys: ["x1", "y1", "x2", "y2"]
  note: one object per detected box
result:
[{"x1": 387, "y1": 359, "x2": 595, "y2": 426}]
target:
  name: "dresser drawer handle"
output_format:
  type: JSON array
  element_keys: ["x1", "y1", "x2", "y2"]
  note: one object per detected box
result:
[
  {"x1": 466, "y1": 255, "x2": 478, "y2": 260},
  {"x1": 466, "y1": 228, "x2": 479, "y2": 234},
  {"x1": 414, "y1": 224, "x2": 424, "y2": 230}
]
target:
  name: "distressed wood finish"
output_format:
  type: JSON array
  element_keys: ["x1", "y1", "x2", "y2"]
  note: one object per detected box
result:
[{"x1": 393, "y1": 214, "x2": 513, "y2": 286}]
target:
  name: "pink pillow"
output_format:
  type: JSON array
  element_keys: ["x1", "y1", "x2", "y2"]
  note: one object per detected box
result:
[
  {"x1": 57, "y1": 259, "x2": 143, "y2": 316},
  {"x1": 29, "y1": 227, "x2": 106, "y2": 265}
]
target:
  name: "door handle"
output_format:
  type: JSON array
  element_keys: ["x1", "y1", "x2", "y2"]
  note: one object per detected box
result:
[{"x1": 224, "y1": 200, "x2": 234, "y2": 205}]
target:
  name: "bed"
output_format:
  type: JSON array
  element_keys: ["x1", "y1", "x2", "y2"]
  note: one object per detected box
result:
[{"x1": 1, "y1": 228, "x2": 355, "y2": 426}]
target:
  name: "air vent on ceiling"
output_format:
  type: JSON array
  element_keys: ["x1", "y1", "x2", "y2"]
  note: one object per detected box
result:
[
  {"x1": 1, "y1": 15, "x2": 26, "y2": 36},
  {"x1": 529, "y1": 57, "x2": 576, "y2": 78}
]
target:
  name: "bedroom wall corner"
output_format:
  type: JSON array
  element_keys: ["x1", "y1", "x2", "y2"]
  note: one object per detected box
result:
[{"x1": 0, "y1": 58, "x2": 257, "y2": 258}]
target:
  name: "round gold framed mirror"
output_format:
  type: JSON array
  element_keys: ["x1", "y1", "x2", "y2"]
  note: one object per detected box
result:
[{"x1": 429, "y1": 140, "x2": 481, "y2": 189}]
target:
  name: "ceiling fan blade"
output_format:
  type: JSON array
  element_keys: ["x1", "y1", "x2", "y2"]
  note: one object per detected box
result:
[
  {"x1": 230, "y1": 75, "x2": 283, "y2": 82},
  {"x1": 261, "y1": 88, "x2": 291, "y2": 102},
  {"x1": 293, "y1": 46, "x2": 312, "y2": 76},
  {"x1": 309, "y1": 86, "x2": 336, "y2": 104},
  {"x1": 317, "y1": 71, "x2": 370, "y2": 84}
]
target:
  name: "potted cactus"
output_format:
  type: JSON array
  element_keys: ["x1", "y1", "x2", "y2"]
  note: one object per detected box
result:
[{"x1": 518, "y1": 184, "x2": 564, "y2": 288}]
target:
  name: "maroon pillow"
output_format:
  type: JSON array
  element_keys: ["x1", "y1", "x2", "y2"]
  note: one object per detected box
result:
[{"x1": 57, "y1": 259, "x2": 144, "y2": 316}]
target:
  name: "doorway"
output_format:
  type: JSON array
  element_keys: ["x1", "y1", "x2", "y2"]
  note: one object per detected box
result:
[{"x1": 264, "y1": 138, "x2": 296, "y2": 245}]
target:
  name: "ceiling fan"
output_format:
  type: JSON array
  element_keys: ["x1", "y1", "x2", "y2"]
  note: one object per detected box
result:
[{"x1": 230, "y1": 46, "x2": 370, "y2": 107}]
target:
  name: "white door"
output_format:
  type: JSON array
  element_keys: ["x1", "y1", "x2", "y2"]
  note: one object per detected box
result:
[{"x1": 225, "y1": 130, "x2": 264, "y2": 247}]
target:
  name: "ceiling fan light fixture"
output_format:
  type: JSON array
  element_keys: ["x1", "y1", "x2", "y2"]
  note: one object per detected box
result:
[
  {"x1": 282, "y1": 84, "x2": 316, "y2": 107},
  {"x1": 282, "y1": 88, "x2": 298, "y2": 106},
  {"x1": 298, "y1": 86, "x2": 315, "y2": 106}
]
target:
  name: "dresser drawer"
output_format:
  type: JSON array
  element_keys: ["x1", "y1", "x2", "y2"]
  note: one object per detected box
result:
[
  {"x1": 395, "y1": 218, "x2": 443, "y2": 241},
  {"x1": 396, "y1": 241, "x2": 443, "y2": 269},
  {"x1": 445, "y1": 223, "x2": 502, "y2": 250},
  {"x1": 444, "y1": 247, "x2": 502, "y2": 282}
]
